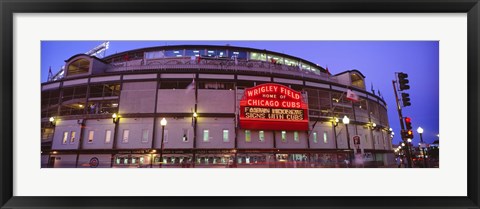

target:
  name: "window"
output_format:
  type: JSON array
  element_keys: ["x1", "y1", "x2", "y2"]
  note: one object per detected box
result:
[
  {"x1": 142, "y1": 129, "x2": 149, "y2": 143},
  {"x1": 205, "y1": 49, "x2": 227, "y2": 58},
  {"x1": 159, "y1": 81, "x2": 191, "y2": 89},
  {"x1": 284, "y1": 58, "x2": 298, "y2": 67},
  {"x1": 89, "y1": 83, "x2": 120, "y2": 98},
  {"x1": 281, "y1": 131, "x2": 287, "y2": 142},
  {"x1": 323, "y1": 131, "x2": 328, "y2": 144},
  {"x1": 351, "y1": 73, "x2": 365, "y2": 89},
  {"x1": 67, "y1": 58, "x2": 90, "y2": 76},
  {"x1": 250, "y1": 52, "x2": 267, "y2": 61},
  {"x1": 70, "y1": 131, "x2": 76, "y2": 143},
  {"x1": 294, "y1": 131, "x2": 299, "y2": 142},
  {"x1": 122, "y1": 130, "x2": 129, "y2": 143},
  {"x1": 145, "y1": 51, "x2": 164, "y2": 59},
  {"x1": 62, "y1": 132, "x2": 68, "y2": 144},
  {"x1": 182, "y1": 129, "x2": 189, "y2": 142},
  {"x1": 60, "y1": 85, "x2": 87, "y2": 116},
  {"x1": 203, "y1": 130, "x2": 209, "y2": 142},
  {"x1": 165, "y1": 50, "x2": 184, "y2": 57},
  {"x1": 266, "y1": 55, "x2": 284, "y2": 65},
  {"x1": 365, "y1": 134, "x2": 369, "y2": 144},
  {"x1": 185, "y1": 49, "x2": 204, "y2": 57},
  {"x1": 199, "y1": 82, "x2": 234, "y2": 90},
  {"x1": 259, "y1": 131, "x2": 265, "y2": 142},
  {"x1": 105, "y1": 130, "x2": 112, "y2": 144},
  {"x1": 223, "y1": 130, "x2": 229, "y2": 142},
  {"x1": 245, "y1": 130, "x2": 251, "y2": 142},
  {"x1": 88, "y1": 131, "x2": 94, "y2": 143},
  {"x1": 312, "y1": 132, "x2": 318, "y2": 143},
  {"x1": 228, "y1": 50, "x2": 247, "y2": 59}
]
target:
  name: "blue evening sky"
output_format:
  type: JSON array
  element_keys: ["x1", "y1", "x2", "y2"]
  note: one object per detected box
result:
[{"x1": 41, "y1": 41, "x2": 439, "y2": 145}]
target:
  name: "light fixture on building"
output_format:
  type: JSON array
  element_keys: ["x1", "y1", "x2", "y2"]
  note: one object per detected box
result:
[
  {"x1": 342, "y1": 116, "x2": 350, "y2": 125},
  {"x1": 407, "y1": 138, "x2": 412, "y2": 143},
  {"x1": 112, "y1": 113, "x2": 119, "y2": 124},
  {"x1": 49, "y1": 117, "x2": 56, "y2": 126},
  {"x1": 332, "y1": 117, "x2": 339, "y2": 127},
  {"x1": 193, "y1": 112, "x2": 198, "y2": 118},
  {"x1": 372, "y1": 123, "x2": 376, "y2": 128}
]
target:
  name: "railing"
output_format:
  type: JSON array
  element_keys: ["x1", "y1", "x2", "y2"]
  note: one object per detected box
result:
[{"x1": 107, "y1": 57, "x2": 340, "y2": 84}]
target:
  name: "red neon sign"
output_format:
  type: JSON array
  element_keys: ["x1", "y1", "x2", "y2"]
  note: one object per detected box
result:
[{"x1": 239, "y1": 83, "x2": 309, "y2": 131}]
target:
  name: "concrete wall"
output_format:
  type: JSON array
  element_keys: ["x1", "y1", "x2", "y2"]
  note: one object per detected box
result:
[
  {"x1": 50, "y1": 154, "x2": 77, "y2": 168},
  {"x1": 197, "y1": 90, "x2": 235, "y2": 113},
  {"x1": 77, "y1": 154, "x2": 112, "y2": 168},
  {"x1": 41, "y1": 155, "x2": 50, "y2": 168},
  {"x1": 274, "y1": 130, "x2": 308, "y2": 149},
  {"x1": 116, "y1": 118, "x2": 154, "y2": 149},
  {"x1": 154, "y1": 117, "x2": 194, "y2": 149},
  {"x1": 333, "y1": 73, "x2": 351, "y2": 86},
  {"x1": 157, "y1": 89, "x2": 195, "y2": 113},
  {"x1": 237, "y1": 130, "x2": 274, "y2": 149},
  {"x1": 91, "y1": 58, "x2": 109, "y2": 75},
  {"x1": 119, "y1": 82, "x2": 157, "y2": 114},
  {"x1": 309, "y1": 122, "x2": 336, "y2": 149},
  {"x1": 82, "y1": 119, "x2": 115, "y2": 150},
  {"x1": 52, "y1": 120, "x2": 82, "y2": 150},
  {"x1": 196, "y1": 117, "x2": 235, "y2": 149}
]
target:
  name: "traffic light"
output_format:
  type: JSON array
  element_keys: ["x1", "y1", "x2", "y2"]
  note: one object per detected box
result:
[
  {"x1": 404, "y1": 117, "x2": 414, "y2": 139},
  {"x1": 398, "y1": 73, "x2": 410, "y2": 91},
  {"x1": 402, "y1": 93, "x2": 411, "y2": 107},
  {"x1": 406, "y1": 129, "x2": 414, "y2": 139},
  {"x1": 405, "y1": 117, "x2": 412, "y2": 129}
]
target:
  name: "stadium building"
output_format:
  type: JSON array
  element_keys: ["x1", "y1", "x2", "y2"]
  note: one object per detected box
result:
[{"x1": 41, "y1": 44, "x2": 395, "y2": 168}]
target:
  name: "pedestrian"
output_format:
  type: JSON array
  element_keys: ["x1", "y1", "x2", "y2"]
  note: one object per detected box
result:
[{"x1": 89, "y1": 104, "x2": 95, "y2": 114}]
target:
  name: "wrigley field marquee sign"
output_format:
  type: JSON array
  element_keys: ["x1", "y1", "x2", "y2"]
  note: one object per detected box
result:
[{"x1": 239, "y1": 83, "x2": 309, "y2": 131}]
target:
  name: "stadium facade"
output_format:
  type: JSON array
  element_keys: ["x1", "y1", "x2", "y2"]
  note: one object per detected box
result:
[{"x1": 41, "y1": 44, "x2": 394, "y2": 168}]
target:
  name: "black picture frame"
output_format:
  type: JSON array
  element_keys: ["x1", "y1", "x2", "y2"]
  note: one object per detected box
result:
[{"x1": 1, "y1": 0, "x2": 479, "y2": 208}]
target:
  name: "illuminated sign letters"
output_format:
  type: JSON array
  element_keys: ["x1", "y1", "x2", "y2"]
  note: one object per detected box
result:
[{"x1": 239, "y1": 83, "x2": 309, "y2": 131}]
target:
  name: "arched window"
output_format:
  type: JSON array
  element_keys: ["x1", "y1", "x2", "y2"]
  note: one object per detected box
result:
[
  {"x1": 350, "y1": 73, "x2": 365, "y2": 89},
  {"x1": 67, "y1": 58, "x2": 90, "y2": 76}
]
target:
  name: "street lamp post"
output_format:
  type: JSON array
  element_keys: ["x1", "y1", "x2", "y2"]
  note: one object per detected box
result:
[
  {"x1": 417, "y1": 127, "x2": 427, "y2": 168},
  {"x1": 159, "y1": 118, "x2": 167, "y2": 168},
  {"x1": 342, "y1": 116, "x2": 352, "y2": 167}
]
